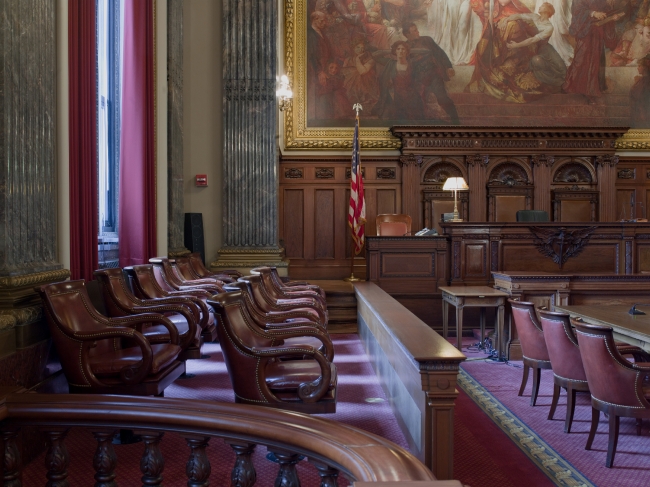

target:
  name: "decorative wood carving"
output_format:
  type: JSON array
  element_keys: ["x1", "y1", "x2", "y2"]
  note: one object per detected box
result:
[
  {"x1": 270, "y1": 451, "x2": 302, "y2": 487},
  {"x1": 530, "y1": 154, "x2": 555, "y2": 167},
  {"x1": 345, "y1": 167, "x2": 365, "y2": 179},
  {"x1": 376, "y1": 167, "x2": 396, "y2": 179},
  {"x1": 553, "y1": 163, "x2": 593, "y2": 183},
  {"x1": 595, "y1": 155, "x2": 620, "y2": 167},
  {"x1": 3, "y1": 428, "x2": 22, "y2": 487},
  {"x1": 399, "y1": 154, "x2": 423, "y2": 167},
  {"x1": 617, "y1": 168, "x2": 636, "y2": 179},
  {"x1": 529, "y1": 226, "x2": 597, "y2": 269},
  {"x1": 92, "y1": 430, "x2": 118, "y2": 487},
  {"x1": 488, "y1": 162, "x2": 529, "y2": 186},
  {"x1": 44, "y1": 428, "x2": 70, "y2": 487},
  {"x1": 229, "y1": 442, "x2": 257, "y2": 487},
  {"x1": 185, "y1": 437, "x2": 211, "y2": 486},
  {"x1": 423, "y1": 162, "x2": 462, "y2": 183},
  {"x1": 466, "y1": 154, "x2": 489, "y2": 166},
  {"x1": 647, "y1": 170, "x2": 650, "y2": 179},
  {"x1": 553, "y1": 188, "x2": 599, "y2": 221},
  {"x1": 139, "y1": 431, "x2": 165, "y2": 486},
  {"x1": 315, "y1": 168, "x2": 334, "y2": 179},
  {"x1": 284, "y1": 168, "x2": 303, "y2": 179},
  {"x1": 312, "y1": 462, "x2": 339, "y2": 487}
]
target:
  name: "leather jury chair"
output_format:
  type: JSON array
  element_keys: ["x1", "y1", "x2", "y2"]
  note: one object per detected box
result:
[
  {"x1": 509, "y1": 299, "x2": 552, "y2": 406},
  {"x1": 208, "y1": 291, "x2": 337, "y2": 414},
  {"x1": 574, "y1": 321, "x2": 650, "y2": 468},
  {"x1": 37, "y1": 280, "x2": 185, "y2": 396},
  {"x1": 375, "y1": 214, "x2": 412, "y2": 236}
]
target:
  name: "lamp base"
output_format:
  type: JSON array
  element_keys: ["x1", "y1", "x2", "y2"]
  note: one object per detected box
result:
[{"x1": 449, "y1": 218, "x2": 464, "y2": 222}]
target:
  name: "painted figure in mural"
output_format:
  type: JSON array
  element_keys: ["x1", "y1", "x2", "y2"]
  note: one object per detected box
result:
[
  {"x1": 630, "y1": 53, "x2": 650, "y2": 126},
  {"x1": 534, "y1": 0, "x2": 574, "y2": 65},
  {"x1": 343, "y1": 39, "x2": 381, "y2": 109},
  {"x1": 562, "y1": 0, "x2": 625, "y2": 104},
  {"x1": 612, "y1": 17, "x2": 650, "y2": 65},
  {"x1": 427, "y1": 0, "x2": 483, "y2": 65},
  {"x1": 372, "y1": 41, "x2": 428, "y2": 119},
  {"x1": 316, "y1": 61, "x2": 353, "y2": 118},
  {"x1": 403, "y1": 22, "x2": 460, "y2": 123},
  {"x1": 308, "y1": 11, "x2": 334, "y2": 87},
  {"x1": 500, "y1": 3, "x2": 568, "y2": 92}
]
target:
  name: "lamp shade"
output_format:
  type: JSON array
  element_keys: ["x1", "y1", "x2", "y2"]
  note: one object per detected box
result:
[{"x1": 442, "y1": 177, "x2": 469, "y2": 191}]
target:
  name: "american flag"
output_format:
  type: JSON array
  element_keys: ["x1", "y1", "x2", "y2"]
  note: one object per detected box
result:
[{"x1": 348, "y1": 116, "x2": 366, "y2": 255}]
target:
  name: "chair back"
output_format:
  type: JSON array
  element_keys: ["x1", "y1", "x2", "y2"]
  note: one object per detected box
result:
[
  {"x1": 238, "y1": 275, "x2": 277, "y2": 313},
  {"x1": 516, "y1": 210, "x2": 549, "y2": 222},
  {"x1": 538, "y1": 309, "x2": 587, "y2": 382},
  {"x1": 376, "y1": 214, "x2": 412, "y2": 236},
  {"x1": 508, "y1": 299, "x2": 550, "y2": 361},
  {"x1": 174, "y1": 257, "x2": 202, "y2": 281},
  {"x1": 94, "y1": 268, "x2": 141, "y2": 317},
  {"x1": 126, "y1": 265, "x2": 168, "y2": 298},
  {"x1": 574, "y1": 322, "x2": 650, "y2": 408}
]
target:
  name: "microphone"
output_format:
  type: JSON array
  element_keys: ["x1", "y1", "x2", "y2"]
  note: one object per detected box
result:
[{"x1": 628, "y1": 304, "x2": 650, "y2": 315}]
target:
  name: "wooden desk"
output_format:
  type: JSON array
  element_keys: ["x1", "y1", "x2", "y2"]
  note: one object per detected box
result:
[
  {"x1": 440, "y1": 286, "x2": 509, "y2": 358},
  {"x1": 554, "y1": 304, "x2": 650, "y2": 352}
]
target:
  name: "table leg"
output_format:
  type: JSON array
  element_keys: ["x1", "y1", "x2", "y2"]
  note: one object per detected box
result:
[
  {"x1": 496, "y1": 303, "x2": 505, "y2": 360},
  {"x1": 442, "y1": 300, "x2": 449, "y2": 340},
  {"x1": 478, "y1": 306, "x2": 485, "y2": 349},
  {"x1": 455, "y1": 304, "x2": 463, "y2": 350}
]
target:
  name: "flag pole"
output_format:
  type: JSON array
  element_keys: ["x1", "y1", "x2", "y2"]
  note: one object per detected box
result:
[{"x1": 344, "y1": 103, "x2": 364, "y2": 283}]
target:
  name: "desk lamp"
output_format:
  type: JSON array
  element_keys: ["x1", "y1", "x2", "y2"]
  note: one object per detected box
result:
[{"x1": 443, "y1": 177, "x2": 469, "y2": 222}]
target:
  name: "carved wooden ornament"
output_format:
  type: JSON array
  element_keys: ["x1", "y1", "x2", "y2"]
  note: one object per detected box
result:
[{"x1": 529, "y1": 226, "x2": 597, "y2": 269}]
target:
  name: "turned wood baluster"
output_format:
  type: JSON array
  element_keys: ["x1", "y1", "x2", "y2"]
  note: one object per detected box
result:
[
  {"x1": 311, "y1": 461, "x2": 339, "y2": 487},
  {"x1": 92, "y1": 430, "x2": 118, "y2": 487},
  {"x1": 44, "y1": 428, "x2": 70, "y2": 487},
  {"x1": 2, "y1": 428, "x2": 22, "y2": 487},
  {"x1": 139, "y1": 431, "x2": 165, "y2": 486},
  {"x1": 269, "y1": 450, "x2": 302, "y2": 487},
  {"x1": 185, "y1": 436, "x2": 211, "y2": 487},
  {"x1": 228, "y1": 442, "x2": 256, "y2": 487}
]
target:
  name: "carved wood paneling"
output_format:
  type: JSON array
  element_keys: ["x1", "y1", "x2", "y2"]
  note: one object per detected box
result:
[
  {"x1": 315, "y1": 190, "x2": 335, "y2": 259},
  {"x1": 282, "y1": 190, "x2": 304, "y2": 258}
]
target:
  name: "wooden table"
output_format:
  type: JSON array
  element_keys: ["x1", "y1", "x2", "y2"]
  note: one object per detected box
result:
[
  {"x1": 439, "y1": 286, "x2": 509, "y2": 358},
  {"x1": 554, "y1": 304, "x2": 650, "y2": 352}
]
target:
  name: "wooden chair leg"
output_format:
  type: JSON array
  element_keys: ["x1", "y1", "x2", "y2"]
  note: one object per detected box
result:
[
  {"x1": 586, "y1": 407, "x2": 599, "y2": 450},
  {"x1": 606, "y1": 413, "x2": 620, "y2": 468},
  {"x1": 565, "y1": 386, "x2": 578, "y2": 434},
  {"x1": 518, "y1": 363, "x2": 530, "y2": 397},
  {"x1": 548, "y1": 382, "x2": 560, "y2": 420},
  {"x1": 530, "y1": 365, "x2": 542, "y2": 407}
]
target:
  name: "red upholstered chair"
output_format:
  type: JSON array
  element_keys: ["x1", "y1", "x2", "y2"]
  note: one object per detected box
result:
[
  {"x1": 376, "y1": 214, "x2": 412, "y2": 236},
  {"x1": 36, "y1": 280, "x2": 185, "y2": 396},
  {"x1": 188, "y1": 252, "x2": 242, "y2": 280},
  {"x1": 94, "y1": 268, "x2": 202, "y2": 361},
  {"x1": 208, "y1": 291, "x2": 337, "y2": 413},
  {"x1": 125, "y1": 265, "x2": 218, "y2": 342},
  {"x1": 574, "y1": 321, "x2": 650, "y2": 467},
  {"x1": 509, "y1": 299, "x2": 552, "y2": 406}
]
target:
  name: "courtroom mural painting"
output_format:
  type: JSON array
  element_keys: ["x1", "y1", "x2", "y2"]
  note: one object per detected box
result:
[{"x1": 306, "y1": 0, "x2": 650, "y2": 128}]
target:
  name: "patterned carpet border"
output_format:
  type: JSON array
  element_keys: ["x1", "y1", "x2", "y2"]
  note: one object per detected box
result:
[{"x1": 458, "y1": 367, "x2": 595, "y2": 487}]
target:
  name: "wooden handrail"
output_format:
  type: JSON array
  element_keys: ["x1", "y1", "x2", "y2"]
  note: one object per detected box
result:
[{"x1": 1, "y1": 393, "x2": 442, "y2": 484}]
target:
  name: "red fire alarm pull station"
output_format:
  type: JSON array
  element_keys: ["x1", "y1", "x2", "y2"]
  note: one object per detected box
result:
[{"x1": 195, "y1": 174, "x2": 208, "y2": 187}]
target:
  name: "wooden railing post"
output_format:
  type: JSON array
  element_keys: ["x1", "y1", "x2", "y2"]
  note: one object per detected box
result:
[
  {"x1": 185, "y1": 436, "x2": 211, "y2": 487},
  {"x1": 310, "y1": 460, "x2": 339, "y2": 487},
  {"x1": 91, "y1": 429, "x2": 118, "y2": 487},
  {"x1": 228, "y1": 441, "x2": 257, "y2": 487},
  {"x1": 43, "y1": 428, "x2": 70, "y2": 487},
  {"x1": 420, "y1": 362, "x2": 462, "y2": 480},
  {"x1": 138, "y1": 431, "x2": 165, "y2": 486},
  {"x1": 269, "y1": 449, "x2": 302, "y2": 487},
  {"x1": 2, "y1": 427, "x2": 21, "y2": 487}
]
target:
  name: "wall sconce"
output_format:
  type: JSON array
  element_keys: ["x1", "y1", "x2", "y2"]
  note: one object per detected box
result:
[
  {"x1": 443, "y1": 177, "x2": 469, "y2": 222},
  {"x1": 276, "y1": 74, "x2": 293, "y2": 111}
]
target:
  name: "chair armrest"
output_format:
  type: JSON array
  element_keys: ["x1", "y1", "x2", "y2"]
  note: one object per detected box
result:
[
  {"x1": 263, "y1": 326, "x2": 334, "y2": 361},
  {"x1": 252, "y1": 345, "x2": 332, "y2": 403},
  {"x1": 131, "y1": 304, "x2": 197, "y2": 349},
  {"x1": 166, "y1": 289, "x2": 214, "y2": 299},
  {"x1": 105, "y1": 313, "x2": 180, "y2": 346},
  {"x1": 139, "y1": 297, "x2": 202, "y2": 322},
  {"x1": 632, "y1": 362, "x2": 650, "y2": 371}
]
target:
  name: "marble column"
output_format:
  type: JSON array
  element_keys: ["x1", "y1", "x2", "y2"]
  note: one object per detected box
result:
[
  {"x1": 466, "y1": 154, "x2": 489, "y2": 221},
  {"x1": 0, "y1": 0, "x2": 69, "y2": 387},
  {"x1": 216, "y1": 0, "x2": 286, "y2": 274},
  {"x1": 166, "y1": 0, "x2": 189, "y2": 258},
  {"x1": 531, "y1": 154, "x2": 555, "y2": 215}
]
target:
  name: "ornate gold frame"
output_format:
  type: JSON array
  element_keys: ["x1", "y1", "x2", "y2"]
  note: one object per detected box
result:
[{"x1": 282, "y1": 0, "x2": 650, "y2": 151}]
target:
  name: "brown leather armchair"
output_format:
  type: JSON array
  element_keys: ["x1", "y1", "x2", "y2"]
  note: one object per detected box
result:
[
  {"x1": 255, "y1": 267, "x2": 327, "y2": 309},
  {"x1": 175, "y1": 256, "x2": 236, "y2": 284},
  {"x1": 125, "y1": 265, "x2": 218, "y2": 342},
  {"x1": 188, "y1": 252, "x2": 242, "y2": 280},
  {"x1": 376, "y1": 214, "x2": 412, "y2": 236},
  {"x1": 251, "y1": 266, "x2": 326, "y2": 300},
  {"x1": 36, "y1": 280, "x2": 185, "y2": 396},
  {"x1": 574, "y1": 321, "x2": 650, "y2": 467},
  {"x1": 150, "y1": 257, "x2": 224, "y2": 294},
  {"x1": 238, "y1": 274, "x2": 328, "y2": 327},
  {"x1": 208, "y1": 291, "x2": 337, "y2": 413},
  {"x1": 94, "y1": 268, "x2": 202, "y2": 361},
  {"x1": 509, "y1": 299, "x2": 552, "y2": 406}
]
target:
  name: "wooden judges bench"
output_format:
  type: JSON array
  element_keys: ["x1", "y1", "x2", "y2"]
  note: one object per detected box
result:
[{"x1": 366, "y1": 222, "x2": 650, "y2": 359}]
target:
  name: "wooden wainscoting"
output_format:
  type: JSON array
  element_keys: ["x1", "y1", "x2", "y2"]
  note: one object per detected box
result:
[{"x1": 280, "y1": 155, "x2": 401, "y2": 279}]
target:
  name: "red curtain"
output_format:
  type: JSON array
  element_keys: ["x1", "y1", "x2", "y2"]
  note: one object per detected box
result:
[
  {"x1": 119, "y1": 0, "x2": 157, "y2": 266},
  {"x1": 69, "y1": 0, "x2": 98, "y2": 281}
]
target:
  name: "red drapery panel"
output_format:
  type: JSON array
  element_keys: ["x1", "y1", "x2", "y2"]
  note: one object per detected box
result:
[
  {"x1": 69, "y1": 0, "x2": 98, "y2": 281},
  {"x1": 119, "y1": 0, "x2": 157, "y2": 266}
]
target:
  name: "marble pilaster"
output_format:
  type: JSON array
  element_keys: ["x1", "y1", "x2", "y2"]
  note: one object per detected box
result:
[
  {"x1": 167, "y1": 0, "x2": 189, "y2": 258},
  {"x1": 0, "y1": 0, "x2": 68, "y2": 385},
  {"x1": 215, "y1": 0, "x2": 286, "y2": 274}
]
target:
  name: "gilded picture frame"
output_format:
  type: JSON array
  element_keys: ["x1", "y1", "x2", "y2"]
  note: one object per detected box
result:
[{"x1": 282, "y1": 0, "x2": 650, "y2": 151}]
